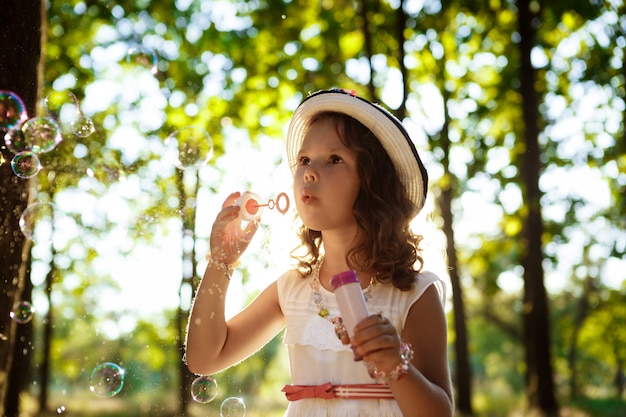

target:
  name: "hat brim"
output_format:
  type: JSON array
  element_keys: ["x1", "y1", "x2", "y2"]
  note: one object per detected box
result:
[{"x1": 286, "y1": 89, "x2": 428, "y2": 215}]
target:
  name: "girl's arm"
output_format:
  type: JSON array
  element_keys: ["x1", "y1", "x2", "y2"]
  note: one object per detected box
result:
[
  {"x1": 185, "y1": 268, "x2": 284, "y2": 376},
  {"x1": 185, "y1": 192, "x2": 285, "y2": 375},
  {"x1": 351, "y1": 284, "x2": 454, "y2": 417},
  {"x1": 389, "y1": 284, "x2": 454, "y2": 417}
]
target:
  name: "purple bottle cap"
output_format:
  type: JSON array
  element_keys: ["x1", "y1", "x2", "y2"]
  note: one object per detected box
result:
[{"x1": 330, "y1": 270, "x2": 359, "y2": 290}]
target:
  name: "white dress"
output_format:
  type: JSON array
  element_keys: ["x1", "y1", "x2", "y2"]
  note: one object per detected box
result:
[{"x1": 277, "y1": 268, "x2": 445, "y2": 417}]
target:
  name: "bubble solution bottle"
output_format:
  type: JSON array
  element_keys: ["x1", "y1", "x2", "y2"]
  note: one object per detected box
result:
[{"x1": 331, "y1": 270, "x2": 370, "y2": 360}]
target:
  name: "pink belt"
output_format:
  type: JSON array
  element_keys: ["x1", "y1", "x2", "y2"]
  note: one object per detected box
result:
[{"x1": 282, "y1": 382, "x2": 394, "y2": 401}]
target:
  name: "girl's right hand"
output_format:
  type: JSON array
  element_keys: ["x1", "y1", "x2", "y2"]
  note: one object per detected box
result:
[{"x1": 209, "y1": 192, "x2": 259, "y2": 264}]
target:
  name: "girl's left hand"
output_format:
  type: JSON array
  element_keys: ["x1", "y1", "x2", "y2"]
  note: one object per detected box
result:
[{"x1": 345, "y1": 314, "x2": 404, "y2": 374}]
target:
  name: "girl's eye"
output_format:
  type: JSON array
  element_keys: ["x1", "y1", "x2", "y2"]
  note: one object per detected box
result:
[
  {"x1": 329, "y1": 155, "x2": 343, "y2": 164},
  {"x1": 298, "y1": 156, "x2": 310, "y2": 166}
]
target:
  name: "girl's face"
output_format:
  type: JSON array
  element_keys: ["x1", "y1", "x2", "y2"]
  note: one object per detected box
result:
[{"x1": 293, "y1": 117, "x2": 360, "y2": 234}]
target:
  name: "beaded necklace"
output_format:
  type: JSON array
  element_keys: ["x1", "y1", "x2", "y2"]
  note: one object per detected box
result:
[{"x1": 309, "y1": 262, "x2": 377, "y2": 339}]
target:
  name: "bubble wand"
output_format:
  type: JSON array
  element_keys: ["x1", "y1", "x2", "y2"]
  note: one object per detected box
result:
[{"x1": 236, "y1": 191, "x2": 290, "y2": 221}]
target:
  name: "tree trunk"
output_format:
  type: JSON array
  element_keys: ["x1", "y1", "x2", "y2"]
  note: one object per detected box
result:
[
  {"x1": 439, "y1": 86, "x2": 473, "y2": 415},
  {"x1": 38, "y1": 256, "x2": 56, "y2": 413},
  {"x1": 0, "y1": 0, "x2": 44, "y2": 413},
  {"x1": 4, "y1": 275, "x2": 33, "y2": 417},
  {"x1": 516, "y1": 0, "x2": 558, "y2": 414},
  {"x1": 394, "y1": 0, "x2": 408, "y2": 120},
  {"x1": 358, "y1": 0, "x2": 376, "y2": 101},
  {"x1": 176, "y1": 169, "x2": 200, "y2": 415}
]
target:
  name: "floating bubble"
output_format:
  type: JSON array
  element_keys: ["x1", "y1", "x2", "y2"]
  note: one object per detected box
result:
[
  {"x1": 19, "y1": 202, "x2": 65, "y2": 244},
  {"x1": 4, "y1": 125, "x2": 27, "y2": 153},
  {"x1": 89, "y1": 362, "x2": 125, "y2": 397},
  {"x1": 71, "y1": 114, "x2": 95, "y2": 138},
  {"x1": 220, "y1": 397, "x2": 246, "y2": 417},
  {"x1": 56, "y1": 405, "x2": 66, "y2": 414},
  {"x1": 20, "y1": 117, "x2": 63, "y2": 153},
  {"x1": 164, "y1": 126, "x2": 213, "y2": 170},
  {"x1": 10, "y1": 301, "x2": 34, "y2": 324},
  {"x1": 11, "y1": 151, "x2": 42, "y2": 178},
  {"x1": 190, "y1": 375, "x2": 218, "y2": 404},
  {"x1": 45, "y1": 90, "x2": 79, "y2": 123},
  {"x1": 44, "y1": 90, "x2": 87, "y2": 137},
  {"x1": 126, "y1": 46, "x2": 159, "y2": 75},
  {"x1": 0, "y1": 90, "x2": 28, "y2": 131}
]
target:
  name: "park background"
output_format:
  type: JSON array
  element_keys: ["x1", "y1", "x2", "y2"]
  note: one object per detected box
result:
[{"x1": 0, "y1": 0, "x2": 625, "y2": 416}]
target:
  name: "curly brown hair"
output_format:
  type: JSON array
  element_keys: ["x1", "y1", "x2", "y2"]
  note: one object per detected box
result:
[{"x1": 291, "y1": 112, "x2": 424, "y2": 290}]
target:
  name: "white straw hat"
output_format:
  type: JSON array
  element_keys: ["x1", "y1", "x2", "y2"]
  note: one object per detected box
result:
[{"x1": 286, "y1": 88, "x2": 428, "y2": 215}]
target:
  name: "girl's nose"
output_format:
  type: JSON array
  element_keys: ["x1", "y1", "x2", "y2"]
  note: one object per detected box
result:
[{"x1": 303, "y1": 165, "x2": 318, "y2": 183}]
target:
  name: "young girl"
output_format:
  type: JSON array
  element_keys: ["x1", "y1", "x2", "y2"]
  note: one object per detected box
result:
[{"x1": 185, "y1": 89, "x2": 454, "y2": 417}]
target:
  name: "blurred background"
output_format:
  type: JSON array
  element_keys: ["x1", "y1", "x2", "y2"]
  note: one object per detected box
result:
[{"x1": 0, "y1": 0, "x2": 624, "y2": 416}]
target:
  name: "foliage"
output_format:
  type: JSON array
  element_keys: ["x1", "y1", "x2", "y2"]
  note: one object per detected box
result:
[{"x1": 2, "y1": 0, "x2": 624, "y2": 415}]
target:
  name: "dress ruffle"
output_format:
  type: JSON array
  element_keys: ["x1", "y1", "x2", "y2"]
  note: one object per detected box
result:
[{"x1": 283, "y1": 314, "x2": 351, "y2": 352}]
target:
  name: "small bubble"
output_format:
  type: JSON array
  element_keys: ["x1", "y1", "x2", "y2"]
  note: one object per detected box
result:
[
  {"x1": 44, "y1": 90, "x2": 80, "y2": 131},
  {"x1": 4, "y1": 127, "x2": 27, "y2": 153},
  {"x1": 56, "y1": 406, "x2": 66, "y2": 414},
  {"x1": 89, "y1": 362, "x2": 125, "y2": 397},
  {"x1": 0, "y1": 90, "x2": 28, "y2": 131},
  {"x1": 221, "y1": 397, "x2": 246, "y2": 417},
  {"x1": 126, "y1": 46, "x2": 159, "y2": 75},
  {"x1": 20, "y1": 117, "x2": 63, "y2": 153},
  {"x1": 72, "y1": 115, "x2": 95, "y2": 138},
  {"x1": 190, "y1": 375, "x2": 218, "y2": 403},
  {"x1": 11, "y1": 151, "x2": 42, "y2": 178},
  {"x1": 10, "y1": 301, "x2": 34, "y2": 324},
  {"x1": 164, "y1": 126, "x2": 213, "y2": 170},
  {"x1": 19, "y1": 202, "x2": 66, "y2": 244}
]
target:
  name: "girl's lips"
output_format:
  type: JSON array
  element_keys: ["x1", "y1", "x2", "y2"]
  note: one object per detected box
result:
[{"x1": 301, "y1": 189, "x2": 315, "y2": 204}]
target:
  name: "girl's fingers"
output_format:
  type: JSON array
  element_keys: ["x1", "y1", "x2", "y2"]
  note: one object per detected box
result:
[{"x1": 220, "y1": 191, "x2": 241, "y2": 209}]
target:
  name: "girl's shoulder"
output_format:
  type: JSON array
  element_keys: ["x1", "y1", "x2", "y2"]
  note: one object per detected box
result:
[
  {"x1": 276, "y1": 268, "x2": 311, "y2": 301},
  {"x1": 414, "y1": 270, "x2": 446, "y2": 305},
  {"x1": 371, "y1": 271, "x2": 446, "y2": 314}
]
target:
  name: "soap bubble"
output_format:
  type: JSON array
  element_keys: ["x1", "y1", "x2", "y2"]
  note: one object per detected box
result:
[
  {"x1": 0, "y1": 90, "x2": 28, "y2": 131},
  {"x1": 126, "y1": 46, "x2": 159, "y2": 75},
  {"x1": 19, "y1": 202, "x2": 65, "y2": 244},
  {"x1": 71, "y1": 114, "x2": 95, "y2": 138},
  {"x1": 220, "y1": 397, "x2": 246, "y2": 417},
  {"x1": 4, "y1": 125, "x2": 28, "y2": 153},
  {"x1": 89, "y1": 362, "x2": 125, "y2": 397},
  {"x1": 10, "y1": 301, "x2": 34, "y2": 324},
  {"x1": 20, "y1": 117, "x2": 63, "y2": 153},
  {"x1": 45, "y1": 90, "x2": 79, "y2": 125},
  {"x1": 11, "y1": 151, "x2": 42, "y2": 179},
  {"x1": 190, "y1": 375, "x2": 218, "y2": 403},
  {"x1": 164, "y1": 126, "x2": 213, "y2": 170},
  {"x1": 44, "y1": 90, "x2": 92, "y2": 137}
]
